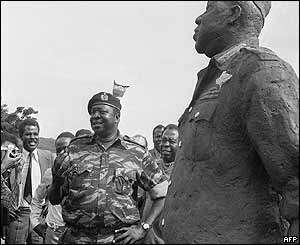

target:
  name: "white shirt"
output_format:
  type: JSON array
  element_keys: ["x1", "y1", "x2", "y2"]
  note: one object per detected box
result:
[
  {"x1": 31, "y1": 168, "x2": 65, "y2": 228},
  {"x1": 46, "y1": 203, "x2": 65, "y2": 227},
  {"x1": 20, "y1": 149, "x2": 41, "y2": 207}
]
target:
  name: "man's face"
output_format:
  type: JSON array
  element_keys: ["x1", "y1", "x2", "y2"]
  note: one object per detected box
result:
[
  {"x1": 153, "y1": 127, "x2": 164, "y2": 152},
  {"x1": 161, "y1": 129, "x2": 179, "y2": 163},
  {"x1": 55, "y1": 137, "x2": 72, "y2": 155},
  {"x1": 22, "y1": 125, "x2": 39, "y2": 152},
  {"x1": 90, "y1": 104, "x2": 119, "y2": 136},
  {"x1": 193, "y1": 1, "x2": 231, "y2": 56}
]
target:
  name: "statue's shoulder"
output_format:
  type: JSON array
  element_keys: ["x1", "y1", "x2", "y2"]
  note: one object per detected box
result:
[
  {"x1": 236, "y1": 46, "x2": 286, "y2": 78},
  {"x1": 240, "y1": 46, "x2": 279, "y2": 61}
]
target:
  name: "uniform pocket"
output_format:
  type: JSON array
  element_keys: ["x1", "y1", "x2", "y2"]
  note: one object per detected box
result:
[
  {"x1": 75, "y1": 164, "x2": 93, "y2": 175},
  {"x1": 114, "y1": 168, "x2": 136, "y2": 196},
  {"x1": 183, "y1": 101, "x2": 217, "y2": 161},
  {"x1": 70, "y1": 164, "x2": 93, "y2": 189}
]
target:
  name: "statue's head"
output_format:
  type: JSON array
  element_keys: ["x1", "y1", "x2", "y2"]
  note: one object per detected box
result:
[{"x1": 193, "y1": 1, "x2": 271, "y2": 57}]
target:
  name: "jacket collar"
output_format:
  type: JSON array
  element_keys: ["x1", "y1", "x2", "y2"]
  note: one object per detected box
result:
[
  {"x1": 212, "y1": 38, "x2": 259, "y2": 71},
  {"x1": 23, "y1": 148, "x2": 39, "y2": 161},
  {"x1": 90, "y1": 130, "x2": 128, "y2": 150}
]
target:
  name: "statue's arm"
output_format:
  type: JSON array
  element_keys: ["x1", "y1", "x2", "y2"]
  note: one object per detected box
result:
[{"x1": 245, "y1": 66, "x2": 299, "y2": 236}]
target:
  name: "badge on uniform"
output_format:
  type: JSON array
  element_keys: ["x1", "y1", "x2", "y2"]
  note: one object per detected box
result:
[
  {"x1": 100, "y1": 93, "x2": 109, "y2": 101},
  {"x1": 216, "y1": 71, "x2": 232, "y2": 89}
]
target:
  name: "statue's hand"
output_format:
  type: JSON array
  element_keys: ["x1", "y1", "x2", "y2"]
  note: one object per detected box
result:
[{"x1": 288, "y1": 219, "x2": 299, "y2": 238}]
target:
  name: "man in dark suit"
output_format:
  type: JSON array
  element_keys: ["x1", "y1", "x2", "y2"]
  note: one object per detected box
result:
[{"x1": 8, "y1": 118, "x2": 55, "y2": 244}]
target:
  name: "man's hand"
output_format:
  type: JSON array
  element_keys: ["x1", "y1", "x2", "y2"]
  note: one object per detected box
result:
[
  {"x1": 33, "y1": 223, "x2": 47, "y2": 239},
  {"x1": 49, "y1": 151, "x2": 71, "y2": 205},
  {"x1": 52, "y1": 152, "x2": 71, "y2": 180},
  {"x1": 114, "y1": 225, "x2": 147, "y2": 244},
  {"x1": 1, "y1": 225, "x2": 9, "y2": 244},
  {"x1": 288, "y1": 219, "x2": 299, "y2": 237}
]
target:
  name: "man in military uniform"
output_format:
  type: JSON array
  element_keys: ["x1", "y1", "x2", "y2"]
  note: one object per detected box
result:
[
  {"x1": 162, "y1": 1, "x2": 299, "y2": 244},
  {"x1": 48, "y1": 92, "x2": 169, "y2": 244}
]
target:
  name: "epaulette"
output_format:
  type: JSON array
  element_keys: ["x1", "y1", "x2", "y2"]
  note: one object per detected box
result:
[
  {"x1": 69, "y1": 134, "x2": 92, "y2": 145},
  {"x1": 240, "y1": 46, "x2": 278, "y2": 61},
  {"x1": 123, "y1": 135, "x2": 147, "y2": 150}
]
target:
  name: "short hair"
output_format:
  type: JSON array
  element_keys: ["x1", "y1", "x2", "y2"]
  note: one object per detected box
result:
[
  {"x1": 1, "y1": 131, "x2": 23, "y2": 149},
  {"x1": 152, "y1": 124, "x2": 165, "y2": 136},
  {"x1": 162, "y1": 124, "x2": 178, "y2": 135},
  {"x1": 75, "y1": 129, "x2": 92, "y2": 137},
  {"x1": 18, "y1": 118, "x2": 40, "y2": 138},
  {"x1": 56, "y1": 131, "x2": 75, "y2": 141}
]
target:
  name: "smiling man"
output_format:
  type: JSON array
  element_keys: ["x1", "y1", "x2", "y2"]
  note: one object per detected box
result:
[
  {"x1": 49, "y1": 92, "x2": 169, "y2": 244},
  {"x1": 141, "y1": 124, "x2": 179, "y2": 244},
  {"x1": 8, "y1": 118, "x2": 55, "y2": 244},
  {"x1": 159, "y1": 124, "x2": 179, "y2": 178},
  {"x1": 162, "y1": 1, "x2": 299, "y2": 244}
]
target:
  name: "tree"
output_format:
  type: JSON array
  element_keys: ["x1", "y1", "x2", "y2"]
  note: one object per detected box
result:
[{"x1": 1, "y1": 103, "x2": 38, "y2": 137}]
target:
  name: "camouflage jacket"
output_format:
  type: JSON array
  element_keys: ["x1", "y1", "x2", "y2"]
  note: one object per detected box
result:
[
  {"x1": 149, "y1": 148, "x2": 161, "y2": 160},
  {"x1": 157, "y1": 159, "x2": 174, "y2": 181},
  {"x1": 58, "y1": 133, "x2": 168, "y2": 229}
]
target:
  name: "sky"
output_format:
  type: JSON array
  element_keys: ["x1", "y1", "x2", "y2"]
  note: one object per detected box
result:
[{"x1": 1, "y1": 1, "x2": 299, "y2": 149}]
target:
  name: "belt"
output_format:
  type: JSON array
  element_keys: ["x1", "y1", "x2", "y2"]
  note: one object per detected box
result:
[{"x1": 68, "y1": 221, "x2": 138, "y2": 236}]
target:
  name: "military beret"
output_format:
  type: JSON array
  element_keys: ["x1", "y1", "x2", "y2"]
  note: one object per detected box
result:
[
  {"x1": 88, "y1": 92, "x2": 121, "y2": 114},
  {"x1": 252, "y1": 1, "x2": 271, "y2": 25}
]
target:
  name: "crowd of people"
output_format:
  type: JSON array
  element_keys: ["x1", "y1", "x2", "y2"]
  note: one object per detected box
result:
[
  {"x1": 1, "y1": 1, "x2": 299, "y2": 244},
  {"x1": 1, "y1": 94, "x2": 179, "y2": 244}
]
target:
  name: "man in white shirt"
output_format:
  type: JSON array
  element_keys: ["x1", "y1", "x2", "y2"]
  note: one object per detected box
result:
[
  {"x1": 7, "y1": 119, "x2": 54, "y2": 244},
  {"x1": 30, "y1": 131, "x2": 74, "y2": 244}
]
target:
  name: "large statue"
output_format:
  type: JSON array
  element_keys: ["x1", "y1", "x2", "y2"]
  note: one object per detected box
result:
[{"x1": 162, "y1": 1, "x2": 299, "y2": 244}]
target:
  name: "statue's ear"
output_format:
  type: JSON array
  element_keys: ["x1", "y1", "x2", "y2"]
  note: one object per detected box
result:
[{"x1": 228, "y1": 4, "x2": 242, "y2": 25}]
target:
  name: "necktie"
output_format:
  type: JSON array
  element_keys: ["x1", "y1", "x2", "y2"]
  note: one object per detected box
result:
[{"x1": 23, "y1": 153, "x2": 32, "y2": 204}]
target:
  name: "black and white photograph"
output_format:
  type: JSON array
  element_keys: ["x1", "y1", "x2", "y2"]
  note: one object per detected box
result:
[{"x1": 1, "y1": 1, "x2": 299, "y2": 244}]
